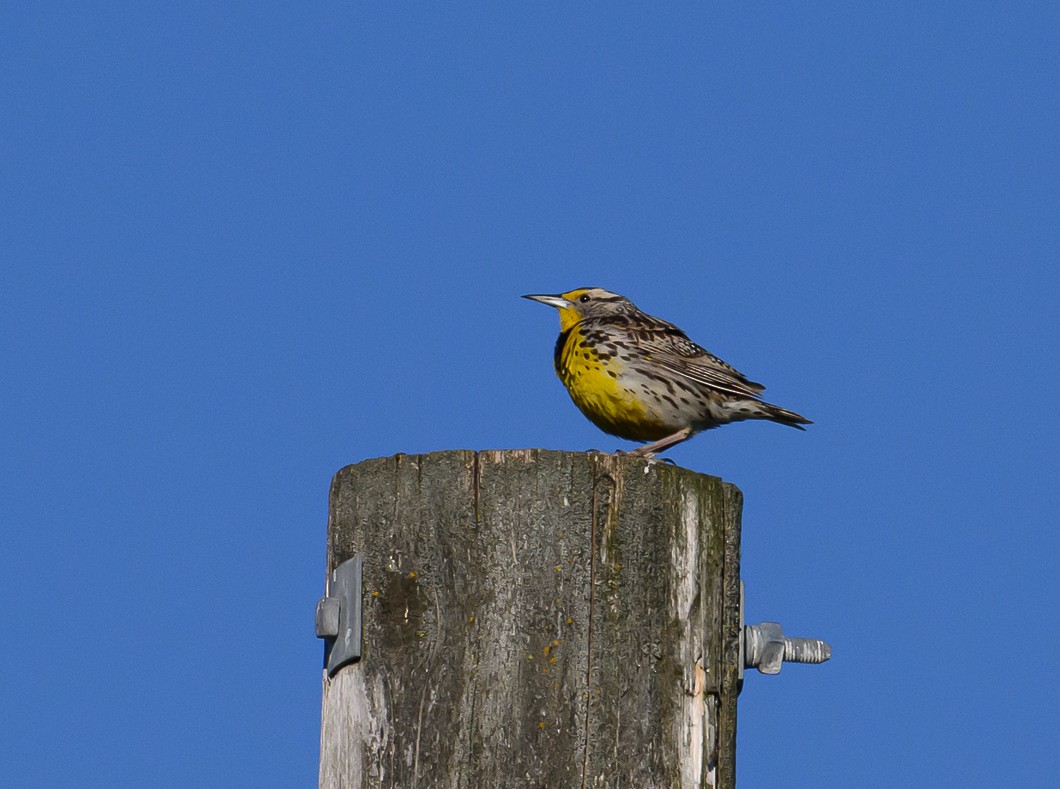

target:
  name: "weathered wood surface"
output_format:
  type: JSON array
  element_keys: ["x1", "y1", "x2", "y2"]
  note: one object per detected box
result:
[{"x1": 320, "y1": 450, "x2": 742, "y2": 789}]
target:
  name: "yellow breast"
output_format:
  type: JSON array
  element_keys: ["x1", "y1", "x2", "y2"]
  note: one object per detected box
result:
[{"x1": 554, "y1": 326, "x2": 670, "y2": 441}]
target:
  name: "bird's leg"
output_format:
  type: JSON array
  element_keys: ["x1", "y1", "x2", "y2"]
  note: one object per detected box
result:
[{"x1": 627, "y1": 427, "x2": 695, "y2": 458}]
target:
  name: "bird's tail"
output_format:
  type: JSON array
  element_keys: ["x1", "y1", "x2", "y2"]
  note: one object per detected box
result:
[{"x1": 759, "y1": 401, "x2": 813, "y2": 430}]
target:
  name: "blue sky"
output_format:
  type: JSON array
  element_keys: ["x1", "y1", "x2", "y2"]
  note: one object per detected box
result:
[{"x1": 3, "y1": 3, "x2": 1058, "y2": 787}]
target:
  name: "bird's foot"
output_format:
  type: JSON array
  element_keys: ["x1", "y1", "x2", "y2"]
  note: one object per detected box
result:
[
  {"x1": 627, "y1": 427, "x2": 695, "y2": 458},
  {"x1": 586, "y1": 447, "x2": 676, "y2": 465}
]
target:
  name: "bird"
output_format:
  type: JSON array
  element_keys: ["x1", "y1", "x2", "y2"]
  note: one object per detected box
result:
[{"x1": 523, "y1": 287, "x2": 811, "y2": 458}]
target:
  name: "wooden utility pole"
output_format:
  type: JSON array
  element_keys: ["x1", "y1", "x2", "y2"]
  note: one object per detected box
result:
[{"x1": 319, "y1": 449, "x2": 743, "y2": 788}]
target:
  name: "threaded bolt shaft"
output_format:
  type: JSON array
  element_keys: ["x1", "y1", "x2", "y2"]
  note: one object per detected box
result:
[{"x1": 783, "y1": 637, "x2": 831, "y2": 664}]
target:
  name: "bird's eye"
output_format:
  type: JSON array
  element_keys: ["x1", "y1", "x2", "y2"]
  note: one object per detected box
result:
[{"x1": 579, "y1": 294, "x2": 591, "y2": 303}]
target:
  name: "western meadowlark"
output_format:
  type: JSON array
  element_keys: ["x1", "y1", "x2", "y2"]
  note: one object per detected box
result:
[{"x1": 523, "y1": 287, "x2": 811, "y2": 457}]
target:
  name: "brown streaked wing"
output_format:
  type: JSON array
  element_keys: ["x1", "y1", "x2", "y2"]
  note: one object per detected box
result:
[{"x1": 630, "y1": 314, "x2": 767, "y2": 400}]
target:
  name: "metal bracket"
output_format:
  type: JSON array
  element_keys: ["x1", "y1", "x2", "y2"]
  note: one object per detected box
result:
[
  {"x1": 739, "y1": 580, "x2": 831, "y2": 679},
  {"x1": 316, "y1": 556, "x2": 363, "y2": 677}
]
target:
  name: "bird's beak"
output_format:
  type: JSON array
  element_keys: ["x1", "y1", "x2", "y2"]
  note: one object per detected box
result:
[{"x1": 522, "y1": 293, "x2": 572, "y2": 309}]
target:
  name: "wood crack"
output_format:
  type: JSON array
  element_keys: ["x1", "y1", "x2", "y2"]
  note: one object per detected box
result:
[
  {"x1": 471, "y1": 451, "x2": 481, "y2": 523},
  {"x1": 580, "y1": 455, "x2": 600, "y2": 789}
]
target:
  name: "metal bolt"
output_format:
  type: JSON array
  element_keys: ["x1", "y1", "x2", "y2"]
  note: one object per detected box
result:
[
  {"x1": 744, "y1": 621, "x2": 831, "y2": 675},
  {"x1": 315, "y1": 597, "x2": 340, "y2": 638}
]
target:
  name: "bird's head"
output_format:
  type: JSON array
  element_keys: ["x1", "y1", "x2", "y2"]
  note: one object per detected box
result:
[{"x1": 522, "y1": 288, "x2": 636, "y2": 331}]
